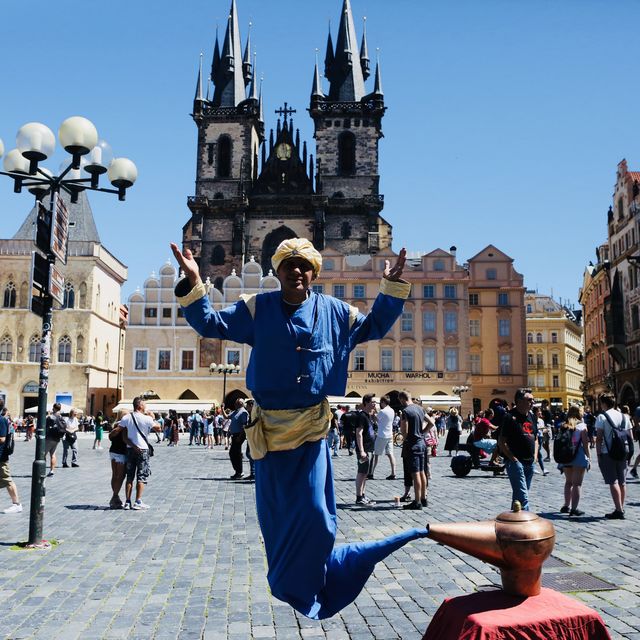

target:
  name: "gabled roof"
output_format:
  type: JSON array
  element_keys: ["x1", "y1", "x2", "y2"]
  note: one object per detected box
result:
[{"x1": 467, "y1": 244, "x2": 514, "y2": 263}]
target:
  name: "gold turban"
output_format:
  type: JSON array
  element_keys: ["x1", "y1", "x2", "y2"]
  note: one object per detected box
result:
[{"x1": 271, "y1": 238, "x2": 322, "y2": 276}]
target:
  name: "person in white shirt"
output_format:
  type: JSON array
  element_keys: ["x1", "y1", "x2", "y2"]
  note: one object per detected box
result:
[
  {"x1": 595, "y1": 393, "x2": 633, "y2": 520},
  {"x1": 120, "y1": 397, "x2": 159, "y2": 510},
  {"x1": 62, "y1": 408, "x2": 80, "y2": 468},
  {"x1": 369, "y1": 396, "x2": 397, "y2": 480}
]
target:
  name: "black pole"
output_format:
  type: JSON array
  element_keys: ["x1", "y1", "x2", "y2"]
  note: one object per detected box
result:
[{"x1": 28, "y1": 295, "x2": 53, "y2": 546}]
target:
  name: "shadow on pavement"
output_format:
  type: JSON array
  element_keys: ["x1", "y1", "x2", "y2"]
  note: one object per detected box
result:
[{"x1": 64, "y1": 505, "x2": 111, "y2": 511}]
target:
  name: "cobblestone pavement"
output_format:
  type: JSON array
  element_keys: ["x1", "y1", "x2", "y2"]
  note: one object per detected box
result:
[{"x1": 0, "y1": 433, "x2": 639, "y2": 639}]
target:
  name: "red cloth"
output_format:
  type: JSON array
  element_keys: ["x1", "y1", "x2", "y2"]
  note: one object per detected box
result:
[{"x1": 423, "y1": 588, "x2": 611, "y2": 640}]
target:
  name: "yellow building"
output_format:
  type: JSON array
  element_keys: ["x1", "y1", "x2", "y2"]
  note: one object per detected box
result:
[
  {"x1": 0, "y1": 193, "x2": 127, "y2": 417},
  {"x1": 525, "y1": 292, "x2": 584, "y2": 408}
]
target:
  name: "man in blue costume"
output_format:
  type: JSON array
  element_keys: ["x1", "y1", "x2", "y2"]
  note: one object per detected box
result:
[{"x1": 170, "y1": 238, "x2": 429, "y2": 620}]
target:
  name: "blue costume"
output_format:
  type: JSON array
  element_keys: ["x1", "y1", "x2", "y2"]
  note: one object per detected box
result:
[{"x1": 176, "y1": 279, "x2": 428, "y2": 619}]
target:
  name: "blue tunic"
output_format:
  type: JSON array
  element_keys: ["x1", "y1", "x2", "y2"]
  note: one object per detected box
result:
[{"x1": 180, "y1": 285, "x2": 428, "y2": 619}]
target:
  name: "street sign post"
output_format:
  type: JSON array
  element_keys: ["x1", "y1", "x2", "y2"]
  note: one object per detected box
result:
[{"x1": 50, "y1": 192, "x2": 69, "y2": 265}]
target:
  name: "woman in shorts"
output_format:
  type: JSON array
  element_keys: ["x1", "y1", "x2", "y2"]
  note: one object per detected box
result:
[
  {"x1": 558, "y1": 405, "x2": 591, "y2": 517},
  {"x1": 108, "y1": 412, "x2": 128, "y2": 509}
]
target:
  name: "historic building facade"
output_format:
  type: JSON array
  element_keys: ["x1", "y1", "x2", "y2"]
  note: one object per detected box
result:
[
  {"x1": 525, "y1": 293, "x2": 584, "y2": 409},
  {"x1": 0, "y1": 192, "x2": 127, "y2": 417},
  {"x1": 182, "y1": 0, "x2": 391, "y2": 287}
]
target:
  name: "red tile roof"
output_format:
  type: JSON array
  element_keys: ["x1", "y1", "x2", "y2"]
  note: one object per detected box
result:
[{"x1": 628, "y1": 171, "x2": 640, "y2": 182}]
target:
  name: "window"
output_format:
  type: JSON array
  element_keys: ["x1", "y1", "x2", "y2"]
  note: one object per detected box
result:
[
  {"x1": 333, "y1": 284, "x2": 345, "y2": 299},
  {"x1": 434, "y1": 260, "x2": 445, "y2": 272},
  {"x1": 58, "y1": 335, "x2": 72, "y2": 363},
  {"x1": 380, "y1": 348, "x2": 393, "y2": 371},
  {"x1": 552, "y1": 353, "x2": 559, "y2": 367},
  {"x1": 341, "y1": 221, "x2": 352, "y2": 239},
  {"x1": 63, "y1": 282, "x2": 75, "y2": 309},
  {"x1": 162, "y1": 308, "x2": 172, "y2": 319},
  {"x1": 498, "y1": 292, "x2": 509, "y2": 306},
  {"x1": 211, "y1": 245, "x2": 225, "y2": 265},
  {"x1": 338, "y1": 131, "x2": 356, "y2": 175},
  {"x1": 0, "y1": 336, "x2": 12, "y2": 361},
  {"x1": 217, "y1": 135, "x2": 231, "y2": 178},
  {"x1": 536, "y1": 353, "x2": 543, "y2": 366},
  {"x1": 552, "y1": 375, "x2": 560, "y2": 388},
  {"x1": 181, "y1": 350, "x2": 195, "y2": 371},
  {"x1": 401, "y1": 348, "x2": 414, "y2": 371},
  {"x1": 353, "y1": 349, "x2": 365, "y2": 371},
  {"x1": 486, "y1": 268, "x2": 497, "y2": 280},
  {"x1": 527, "y1": 353, "x2": 534, "y2": 366},
  {"x1": 526, "y1": 304, "x2": 532, "y2": 313},
  {"x1": 353, "y1": 284, "x2": 365, "y2": 299},
  {"x1": 527, "y1": 332, "x2": 533, "y2": 344},
  {"x1": 29, "y1": 335, "x2": 41, "y2": 363},
  {"x1": 158, "y1": 350, "x2": 171, "y2": 371},
  {"x1": 470, "y1": 353, "x2": 481, "y2": 374},
  {"x1": 445, "y1": 348, "x2": 458, "y2": 372},
  {"x1": 498, "y1": 319, "x2": 511, "y2": 337},
  {"x1": 226, "y1": 349, "x2": 241, "y2": 366},
  {"x1": 323, "y1": 259, "x2": 334, "y2": 271},
  {"x1": 499, "y1": 354, "x2": 511, "y2": 374},
  {"x1": 145, "y1": 308, "x2": 158, "y2": 318},
  {"x1": 469, "y1": 293, "x2": 478, "y2": 306},
  {"x1": 423, "y1": 348, "x2": 436, "y2": 371},
  {"x1": 312, "y1": 284, "x2": 324, "y2": 294},
  {"x1": 423, "y1": 310, "x2": 436, "y2": 332},
  {"x1": 444, "y1": 311, "x2": 458, "y2": 333},
  {"x1": 134, "y1": 350, "x2": 148, "y2": 371},
  {"x1": 444, "y1": 284, "x2": 457, "y2": 299},
  {"x1": 469, "y1": 319, "x2": 480, "y2": 337},
  {"x1": 401, "y1": 312, "x2": 413, "y2": 332},
  {"x1": 536, "y1": 332, "x2": 543, "y2": 343},
  {"x1": 3, "y1": 282, "x2": 16, "y2": 308},
  {"x1": 551, "y1": 332, "x2": 558, "y2": 343},
  {"x1": 633, "y1": 305, "x2": 640, "y2": 331},
  {"x1": 423, "y1": 285, "x2": 435, "y2": 299}
]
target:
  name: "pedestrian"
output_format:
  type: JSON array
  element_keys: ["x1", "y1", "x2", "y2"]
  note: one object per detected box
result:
[
  {"x1": 226, "y1": 399, "x2": 249, "y2": 479},
  {"x1": 204, "y1": 411, "x2": 214, "y2": 449},
  {"x1": 340, "y1": 405, "x2": 358, "y2": 455},
  {"x1": 596, "y1": 393, "x2": 633, "y2": 519},
  {"x1": 444, "y1": 408, "x2": 462, "y2": 456},
  {"x1": 245, "y1": 399, "x2": 256, "y2": 479},
  {"x1": 93, "y1": 411, "x2": 104, "y2": 450},
  {"x1": 369, "y1": 395, "x2": 396, "y2": 480},
  {"x1": 355, "y1": 394, "x2": 376, "y2": 504},
  {"x1": 327, "y1": 409, "x2": 340, "y2": 457},
  {"x1": 62, "y1": 408, "x2": 80, "y2": 468},
  {"x1": 399, "y1": 391, "x2": 428, "y2": 510},
  {"x1": 498, "y1": 389, "x2": 538, "y2": 511},
  {"x1": 120, "y1": 397, "x2": 159, "y2": 510},
  {"x1": 0, "y1": 402, "x2": 22, "y2": 514},
  {"x1": 108, "y1": 412, "x2": 128, "y2": 509},
  {"x1": 533, "y1": 406, "x2": 548, "y2": 476},
  {"x1": 557, "y1": 405, "x2": 591, "y2": 517},
  {"x1": 25, "y1": 415, "x2": 35, "y2": 441},
  {"x1": 154, "y1": 413, "x2": 163, "y2": 443},
  {"x1": 167, "y1": 409, "x2": 180, "y2": 446},
  {"x1": 172, "y1": 237, "x2": 427, "y2": 620},
  {"x1": 45, "y1": 403, "x2": 67, "y2": 477}
]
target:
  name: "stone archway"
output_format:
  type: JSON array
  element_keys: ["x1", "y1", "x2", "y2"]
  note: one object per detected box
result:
[
  {"x1": 179, "y1": 389, "x2": 199, "y2": 400},
  {"x1": 618, "y1": 383, "x2": 636, "y2": 411},
  {"x1": 261, "y1": 226, "x2": 297, "y2": 276}
]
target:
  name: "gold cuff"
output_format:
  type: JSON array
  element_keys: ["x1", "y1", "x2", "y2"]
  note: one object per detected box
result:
[
  {"x1": 176, "y1": 280, "x2": 207, "y2": 307},
  {"x1": 379, "y1": 278, "x2": 411, "y2": 299}
]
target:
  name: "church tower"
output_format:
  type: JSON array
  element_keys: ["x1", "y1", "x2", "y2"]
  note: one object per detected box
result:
[{"x1": 183, "y1": 0, "x2": 264, "y2": 283}]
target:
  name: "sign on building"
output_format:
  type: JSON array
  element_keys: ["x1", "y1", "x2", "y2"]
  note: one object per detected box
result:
[{"x1": 50, "y1": 192, "x2": 69, "y2": 265}]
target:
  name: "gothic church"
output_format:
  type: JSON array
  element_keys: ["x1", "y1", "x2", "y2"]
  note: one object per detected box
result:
[{"x1": 182, "y1": 0, "x2": 392, "y2": 287}]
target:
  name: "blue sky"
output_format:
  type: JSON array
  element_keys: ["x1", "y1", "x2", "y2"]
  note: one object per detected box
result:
[{"x1": 1, "y1": 0, "x2": 638, "y2": 306}]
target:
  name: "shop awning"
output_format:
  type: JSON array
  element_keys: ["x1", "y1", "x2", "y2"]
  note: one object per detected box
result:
[
  {"x1": 25, "y1": 403, "x2": 78, "y2": 415},
  {"x1": 112, "y1": 399, "x2": 219, "y2": 414},
  {"x1": 419, "y1": 395, "x2": 461, "y2": 407}
]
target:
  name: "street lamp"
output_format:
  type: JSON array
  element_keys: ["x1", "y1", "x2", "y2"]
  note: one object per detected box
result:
[
  {"x1": 452, "y1": 385, "x2": 470, "y2": 413},
  {"x1": 209, "y1": 363, "x2": 241, "y2": 405},
  {"x1": 0, "y1": 116, "x2": 136, "y2": 547}
]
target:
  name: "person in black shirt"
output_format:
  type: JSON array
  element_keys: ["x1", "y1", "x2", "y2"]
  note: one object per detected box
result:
[
  {"x1": 340, "y1": 405, "x2": 357, "y2": 455},
  {"x1": 399, "y1": 391, "x2": 427, "y2": 510},
  {"x1": 355, "y1": 395, "x2": 377, "y2": 505},
  {"x1": 498, "y1": 389, "x2": 538, "y2": 511}
]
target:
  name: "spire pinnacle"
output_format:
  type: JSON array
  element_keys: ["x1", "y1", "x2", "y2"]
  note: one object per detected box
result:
[
  {"x1": 324, "y1": 23, "x2": 335, "y2": 80},
  {"x1": 373, "y1": 49, "x2": 383, "y2": 95},
  {"x1": 311, "y1": 49, "x2": 324, "y2": 98},
  {"x1": 194, "y1": 52, "x2": 205, "y2": 102},
  {"x1": 211, "y1": 27, "x2": 221, "y2": 85},
  {"x1": 243, "y1": 21, "x2": 253, "y2": 86},
  {"x1": 249, "y1": 52, "x2": 259, "y2": 100},
  {"x1": 360, "y1": 16, "x2": 370, "y2": 81},
  {"x1": 258, "y1": 76, "x2": 264, "y2": 121}
]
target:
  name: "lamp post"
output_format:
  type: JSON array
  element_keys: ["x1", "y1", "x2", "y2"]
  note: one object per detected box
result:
[
  {"x1": 452, "y1": 384, "x2": 470, "y2": 414},
  {"x1": 209, "y1": 363, "x2": 240, "y2": 405},
  {"x1": 0, "y1": 117, "x2": 136, "y2": 547}
]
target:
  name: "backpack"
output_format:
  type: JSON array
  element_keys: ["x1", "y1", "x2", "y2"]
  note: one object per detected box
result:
[
  {"x1": 603, "y1": 412, "x2": 629, "y2": 462},
  {"x1": 553, "y1": 425, "x2": 578, "y2": 464},
  {"x1": 0, "y1": 420, "x2": 14, "y2": 462},
  {"x1": 46, "y1": 414, "x2": 66, "y2": 441}
]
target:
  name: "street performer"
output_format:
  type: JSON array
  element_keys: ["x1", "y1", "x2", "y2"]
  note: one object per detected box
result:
[{"x1": 170, "y1": 238, "x2": 428, "y2": 620}]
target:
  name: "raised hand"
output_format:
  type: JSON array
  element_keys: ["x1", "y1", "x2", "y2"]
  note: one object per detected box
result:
[
  {"x1": 170, "y1": 243, "x2": 201, "y2": 287},
  {"x1": 383, "y1": 247, "x2": 407, "y2": 281}
]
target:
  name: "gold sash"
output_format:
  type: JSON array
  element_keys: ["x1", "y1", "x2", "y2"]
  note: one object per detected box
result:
[{"x1": 244, "y1": 400, "x2": 332, "y2": 460}]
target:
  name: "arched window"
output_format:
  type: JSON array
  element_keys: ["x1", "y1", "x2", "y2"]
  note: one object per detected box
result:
[
  {"x1": 527, "y1": 352, "x2": 533, "y2": 366},
  {"x1": 58, "y1": 335, "x2": 72, "y2": 363},
  {"x1": 105, "y1": 343, "x2": 110, "y2": 368},
  {"x1": 76, "y1": 334, "x2": 84, "y2": 361},
  {"x1": 96, "y1": 285, "x2": 101, "y2": 312},
  {"x1": 341, "y1": 221, "x2": 352, "y2": 239},
  {"x1": 217, "y1": 136, "x2": 232, "y2": 178},
  {"x1": 337, "y1": 131, "x2": 356, "y2": 176},
  {"x1": 3, "y1": 282, "x2": 16, "y2": 308},
  {"x1": 63, "y1": 282, "x2": 75, "y2": 309},
  {"x1": 29, "y1": 335, "x2": 41, "y2": 363},
  {"x1": 536, "y1": 332, "x2": 543, "y2": 343},
  {"x1": 527, "y1": 332, "x2": 533, "y2": 344},
  {"x1": 0, "y1": 335, "x2": 13, "y2": 361},
  {"x1": 211, "y1": 245, "x2": 225, "y2": 265}
]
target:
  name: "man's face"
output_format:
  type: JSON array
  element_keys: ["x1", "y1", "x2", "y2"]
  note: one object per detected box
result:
[
  {"x1": 516, "y1": 393, "x2": 534, "y2": 413},
  {"x1": 138, "y1": 400, "x2": 146, "y2": 413},
  {"x1": 364, "y1": 399, "x2": 375, "y2": 413},
  {"x1": 277, "y1": 257, "x2": 315, "y2": 296}
]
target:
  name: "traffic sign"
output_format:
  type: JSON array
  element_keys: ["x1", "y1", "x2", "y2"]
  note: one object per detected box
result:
[{"x1": 30, "y1": 252, "x2": 50, "y2": 318}]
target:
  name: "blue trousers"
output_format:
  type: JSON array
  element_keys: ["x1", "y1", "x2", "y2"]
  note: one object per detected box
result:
[
  {"x1": 255, "y1": 439, "x2": 428, "y2": 619},
  {"x1": 505, "y1": 459, "x2": 534, "y2": 511}
]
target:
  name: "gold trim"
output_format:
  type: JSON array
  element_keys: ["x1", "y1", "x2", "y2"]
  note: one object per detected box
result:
[
  {"x1": 176, "y1": 280, "x2": 207, "y2": 307},
  {"x1": 379, "y1": 278, "x2": 411, "y2": 299}
]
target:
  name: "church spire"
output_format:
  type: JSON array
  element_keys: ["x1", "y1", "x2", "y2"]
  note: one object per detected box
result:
[
  {"x1": 243, "y1": 21, "x2": 253, "y2": 86},
  {"x1": 373, "y1": 52, "x2": 383, "y2": 96},
  {"x1": 194, "y1": 53, "x2": 205, "y2": 102},
  {"x1": 211, "y1": 27, "x2": 221, "y2": 85},
  {"x1": 249, "y1": 53, "x2": 259, "y2": 101},
  {"x1": 324, "y1": 23, "x2": 334, "y2": 81},
  {"x1": 328, "y1": 0, "x2": 366, "y2": 101},
  {"x1": 360, "y1": 17, "x2": 370, "y2": 81},
  {"x1": 212, "y1": 0, "x2": 247, "y2": 107},
  {"x1": 311, "y1": 50, "x2": 324, "y2": 99}
]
